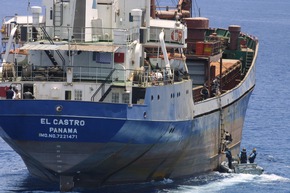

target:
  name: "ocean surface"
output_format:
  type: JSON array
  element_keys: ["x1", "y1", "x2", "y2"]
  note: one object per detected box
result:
[{"x1": 1, "y1": 0, "x2": 290, "y2": 192}]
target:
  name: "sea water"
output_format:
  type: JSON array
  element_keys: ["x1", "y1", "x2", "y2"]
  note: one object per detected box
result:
[{"x1": 1, "y1": 0, "x2": 290, "y2": 192}]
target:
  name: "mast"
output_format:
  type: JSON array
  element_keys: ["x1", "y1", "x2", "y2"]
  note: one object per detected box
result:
[{"x1": 150, "y1": 0, "x2": 156, "y2": 19}]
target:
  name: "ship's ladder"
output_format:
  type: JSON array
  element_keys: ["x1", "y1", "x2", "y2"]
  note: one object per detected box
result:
[
  {"x1": 40, "y1": 26, "x2": 65, "y2": 66},
  {"x1": 91, "y1": 69, "x2": 116, "y2": 102},
  {"x1": 217, "y1": 91, "x2": 225, "y2": 153},
  {"x1": 53, "y1": 0, "x2": 64, "y2": 38}
]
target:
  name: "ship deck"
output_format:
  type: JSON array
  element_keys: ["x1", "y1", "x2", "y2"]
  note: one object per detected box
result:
[
  {"x1": 211, "y1": 59, "x2": 241, "y2": 77},
  {"x1": 193, "y1": 59, "x2": 242, "y2": 102}
]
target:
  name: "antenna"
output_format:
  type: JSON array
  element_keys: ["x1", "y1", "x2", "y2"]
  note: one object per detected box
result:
[
  {"x1": 193, "y1": 0, "x2": 200, "y2": 17},
  {"x1": 27, "y1": 0, "x2": 31, "y2": 43},
  {"x1": 27, "y1": 0, "x2": 31, "y2": 11}
]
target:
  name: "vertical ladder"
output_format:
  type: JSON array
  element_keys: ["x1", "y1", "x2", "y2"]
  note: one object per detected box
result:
[
  {"x1": 53, "y1": 0, "x2": 63, "y2": 38},
  {"x1": 218, "y1": 91, "x2": 225, "y2": 153}
]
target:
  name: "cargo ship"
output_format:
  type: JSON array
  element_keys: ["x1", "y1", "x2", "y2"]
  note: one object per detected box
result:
[{"x1": 0, "y1": 0, "x2": 258, "y2": 191}]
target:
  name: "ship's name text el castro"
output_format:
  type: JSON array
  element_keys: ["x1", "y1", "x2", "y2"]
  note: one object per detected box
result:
[
  {"x1": 40, "y1": 118, "x2": 85, "y2": 126},
  {"x1": 38, "y1": 118, "x2": 86, "y2": 139}
]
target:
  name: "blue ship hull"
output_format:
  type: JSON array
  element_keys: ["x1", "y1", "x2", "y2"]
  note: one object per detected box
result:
[
  {"x1": 0, "y1": 0, "x2": 258, "y2": 191},
  {"x1": 0, "y1": 86, "x2": 253, "y2": 186}
]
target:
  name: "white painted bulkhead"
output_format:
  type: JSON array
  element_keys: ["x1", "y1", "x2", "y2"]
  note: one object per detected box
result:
[
  {"x1": 32, "y1": 81, "x2": 111, "y2": 101},
  {"x1": 42, "y1": 0, "x2": 77, "y2": 39}
]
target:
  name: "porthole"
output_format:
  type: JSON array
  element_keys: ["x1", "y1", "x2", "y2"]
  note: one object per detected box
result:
[{"x1": 56, "y1": 105, "x2": 63, "y2": 112}]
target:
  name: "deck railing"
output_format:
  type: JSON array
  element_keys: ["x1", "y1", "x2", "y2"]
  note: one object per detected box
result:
[{"x1": 10, "y1": 64, "x2": 174, "y2": 86}]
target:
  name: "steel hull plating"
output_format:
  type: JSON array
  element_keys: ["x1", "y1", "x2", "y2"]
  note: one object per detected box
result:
[
  {"x1": 0, "y1": 87, "x2": 252, "y2": 186},
  {"x1": 0, "y1": 0, "x2": 258, "y2": 191}
]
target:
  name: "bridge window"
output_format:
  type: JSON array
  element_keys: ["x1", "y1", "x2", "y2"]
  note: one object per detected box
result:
[
  {"x1": 74, "y1": 90, "x2": 82, "y2": 101},
  {"x1": 122, "y1": 93, "x2": 130, "y2": 104},
  {"x1": 93, "y1": 52, "x2": 112, "y2": 64},
  {"x1": 112, "y1": 92, "x2": 119, "y2": 103}
]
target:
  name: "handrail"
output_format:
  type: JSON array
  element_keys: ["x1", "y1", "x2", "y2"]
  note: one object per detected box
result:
[
  {"x1": 40, "y1": 26, "x2": 66, "y2": 66},
  {"x1": 91, "y1": 69, "x2": 116, "y2": 102}
]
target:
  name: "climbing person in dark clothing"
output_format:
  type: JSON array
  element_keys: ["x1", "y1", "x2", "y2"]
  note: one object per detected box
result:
[
  {"x1": 6, "y1": 86, "x2": 15, "y2": 99},
  {"x1": 225, "y1": 131, "x2": 232, "y2": 142},
  {"x1": 248, "y1": 148, "x2": 257, "y2": 163},
  {"x1": 224, "y1": 147, "x2": 233, "y2": 169},
  {"x1": 200, "y1": 85, "x2": 209, "y2": 100},
  {"x1": 239, "y1": 148, "x2": 247, "y2": 164}
]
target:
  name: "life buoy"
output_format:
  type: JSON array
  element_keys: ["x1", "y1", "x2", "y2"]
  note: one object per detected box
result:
[{"x1": 171, "y1": 29, "x2": 182, "y2": 41}]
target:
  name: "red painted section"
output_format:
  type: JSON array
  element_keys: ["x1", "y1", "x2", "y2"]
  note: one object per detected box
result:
[
  {"x1": 0, "y1": 86, "x2": 8, "y2": 97},
  {"x1": 114, "y1": 53, "x2": 124, "y2": 63}
]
